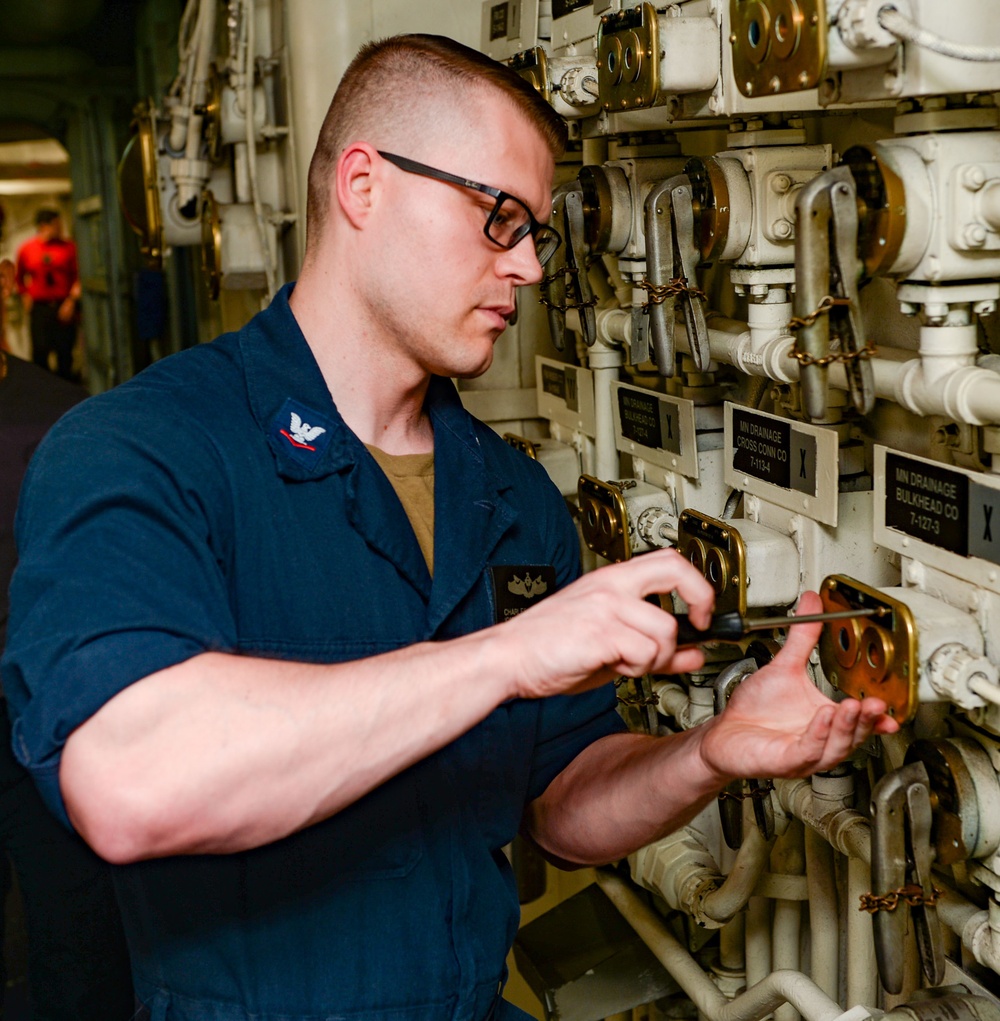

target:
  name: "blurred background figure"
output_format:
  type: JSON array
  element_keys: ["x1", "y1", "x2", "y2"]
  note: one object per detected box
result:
[
  {"x1": 14, "y1": 209, "x2": 80, "y2": 381},
  {"x1": 0, "y1": 255, "x2": 134, "y2": 1019}
]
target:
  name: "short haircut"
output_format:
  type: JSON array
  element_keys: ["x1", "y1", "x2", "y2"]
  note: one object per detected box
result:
[
  {"x1": 35, "y1": 208, "x2": 60, "y2": 228},
  {"x1": 305, "y1": 34, "x2": 567, "y2": 244}
]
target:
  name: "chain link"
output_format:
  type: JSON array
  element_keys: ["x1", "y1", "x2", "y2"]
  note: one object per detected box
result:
[
  {"x1": 613, "y1": 676, "x2": 660, "y2": 708},
  {"x1": 786, "y1": 295, "x2": 877, "y2": 367},
  {"x1": 787, "y1": 295, "x2": 852, "y2": 332},
  {"x1": 787, "y1": 343, "x2": 877, "y2": 369},
  {"x1": 538, "y1": 265, "x2": 599, "y2": 313},
  {"x1": 637, "y1": 276, "x2": 707, "y2": 311},
  {"x1": 858, "y1": 884, "x2": 942, "y2": 914},
  {"x1": 616, "y1": 693, "x2": 661, "y2": 707},
  {"x1": 718, "y1": 780, "x2": 775, "y2": 803}
]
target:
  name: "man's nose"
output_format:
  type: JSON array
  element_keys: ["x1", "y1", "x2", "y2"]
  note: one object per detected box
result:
[{"x1": 497, "y1": 234, "x2": 544, "y2": 286}]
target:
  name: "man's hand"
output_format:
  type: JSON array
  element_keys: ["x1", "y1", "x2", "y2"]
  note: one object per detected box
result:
[
  {"x1": 699, "y1": 590, "x2": 899, "y2": 782},
  {"x1": 524, "y1": 589, "x2": 899, "y2": 866},
  {"x1": 499, "y1": 549, "x2": 715, "y2": 700},
  {"x1": 57, "y1": 296, "x2": 76, "y2": 324}
]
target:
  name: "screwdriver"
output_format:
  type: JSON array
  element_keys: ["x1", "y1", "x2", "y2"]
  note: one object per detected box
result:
[{"x1": 672, "y1": 606, "x2": 887, "y2": 649}]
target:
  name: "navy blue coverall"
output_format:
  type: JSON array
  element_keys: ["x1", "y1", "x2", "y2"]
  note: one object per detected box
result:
[{"x1": 2, "y1": 286, "x2": 624, "y2": 1021}]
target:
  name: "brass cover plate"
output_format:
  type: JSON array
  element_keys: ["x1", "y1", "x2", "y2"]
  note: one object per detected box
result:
[
  {"x1": 819, "y1": 575, "x2": 918, "y2": 723},
  {"x1": 685, "y1": 156, "x2": 732, "y2": 262},
  {"x1": 201, "y1": 190, "x2": 222, "y2": 301},
  {"x1": 597, "y1": 3, "x2": 660, "y2": 112},
  {"x1": 508, "y1": 47, "x2": 549, "y2": 102},
  {"x1": 842, "y1": 145, "x2": 906, "y2": 277},
  {"x1": 677, "y1": 509, "x2": 747, "y2": 615},
  {"x1": 502, "y1": 433, "x2": 539, "y2": 459},
  {"x1": 578, "y1": 476, "x2": 631, "y2": 563},
  {"x1": 117, "y1": 101, "x2": 164, "y2": 268},
  {"x1": 729, "y1": 0, "x2": 827, "y2": 98}
]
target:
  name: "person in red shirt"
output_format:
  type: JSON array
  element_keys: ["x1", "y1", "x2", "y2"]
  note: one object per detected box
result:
[{"x1": 15, "y1": 209, "x2": 81, "y2": 380}]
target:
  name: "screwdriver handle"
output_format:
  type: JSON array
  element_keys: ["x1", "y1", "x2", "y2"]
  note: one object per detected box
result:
[{"x1": 674, "y1": 610, "x2": 746, "y2": 648}]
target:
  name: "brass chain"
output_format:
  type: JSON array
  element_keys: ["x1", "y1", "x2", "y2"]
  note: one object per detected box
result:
[
  {"x1": 718, "y1": 780, "x2": 775, "y2": 803},
  {"x1": 616, "y1": 693, "x2": 661, "y2": 707},
  {"x1": 787, "y1": 295, "x2": 852, "y2": 332},
  {"x1": 638, "y1": 277, "x2": 707, "y2": 311},
  {"x1": 858, "y1": 884, "x2": 942, "y2": 914},
  {"x1": 786, "y1": 295, "x2": 877, "y2": 367},
  {"x1": 787, "y1": 344, "x2": 877, "y2": 369},
  {"x1": 538, "y1": 265, "x2": 599, "y2": 313},
  {"x1": 613, "y1": 676, "x2": 660, "y2": 708}
]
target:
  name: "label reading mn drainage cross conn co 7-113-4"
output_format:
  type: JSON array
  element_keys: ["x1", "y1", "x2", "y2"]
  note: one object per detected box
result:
[{"x1": 731, "y1": 408, "x2": 817, "y2": 496}]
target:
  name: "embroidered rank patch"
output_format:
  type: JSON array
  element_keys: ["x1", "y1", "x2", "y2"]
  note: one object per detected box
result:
[
  {"x1": 268, "y1": 398, "x2": 334, "y2": 468},
  {"x1": 490, "y1": 565, "x2": 557, "y2": 623}
]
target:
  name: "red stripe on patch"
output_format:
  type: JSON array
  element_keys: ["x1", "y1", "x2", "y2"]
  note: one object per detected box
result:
[{"x1": 280, "y1": 429, "x2": 317, "y2": 451}]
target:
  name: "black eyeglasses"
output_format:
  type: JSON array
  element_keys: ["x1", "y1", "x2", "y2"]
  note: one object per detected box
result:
[{"x1": 377, "y1": 151, "x2": 562, "y2": 267}]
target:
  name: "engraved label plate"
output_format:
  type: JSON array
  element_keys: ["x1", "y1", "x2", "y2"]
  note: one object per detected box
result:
[
  {"x1": 535, "y1": 356, "x2": 595, "y2": 435},
  {"x1": 724, "y1": 404, "x2": 840, "y2": 526},
  {"x1": 612, "y1": 381, "x2": 698, "y2": 480},
  {"x1": 969, "y1": 481, "x2": 1000, "y2": 566},
  {"x1": 884, "y1": 451, "x2": 968, "y2": 556},
  {"x1": 874, "y1": 447, "x2": 1000, "y2": 595}
]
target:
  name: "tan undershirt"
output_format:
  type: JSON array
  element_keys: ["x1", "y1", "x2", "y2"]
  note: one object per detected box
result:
[{"x1": 366, "y1": 445, "x2": 435, "y2": 576}]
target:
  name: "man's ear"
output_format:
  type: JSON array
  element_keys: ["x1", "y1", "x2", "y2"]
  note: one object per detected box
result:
[{"x1": 335, "y1": 143, "x2": 380, "y2": 229}]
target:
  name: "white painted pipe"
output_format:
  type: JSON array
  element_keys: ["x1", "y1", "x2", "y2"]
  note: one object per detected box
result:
[
  {"x1": 588, "y1": 307, "x2": 1000, "y2": 427},
  {"x1": 772, "y1": 823, "x2": 805, "y2": 1021},
  {"x1": 185, "y1": 0, "x2": 218, "y2": 163},
  {"x1": 596, "y1": 871, "x2": 846, "y2": 1021},
  {"x1": 630, "y1": 814, "x2": 775, "y2": 928},
  {"x1": 746, "y1": 896, "x2": 773, "y2": 989},
  {"x1": 846, "y1": 856, "x2": 878, "y2": 1009},
  {"x1": 805, "y1": 827, "x2": 840, "y2": 1001}
]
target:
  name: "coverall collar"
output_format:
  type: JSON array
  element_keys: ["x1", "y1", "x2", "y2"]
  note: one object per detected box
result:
[{"x1": 240, "y1": 283, "x2": 517, "y2": 621}]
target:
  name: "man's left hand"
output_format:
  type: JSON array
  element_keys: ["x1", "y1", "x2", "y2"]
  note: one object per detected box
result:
[
  {"x1": 699, "y1": 591, "x2": 899, "y2": 781},
  {"x1": 57, "y1": 297, "x2": 76, "y2": 324}
]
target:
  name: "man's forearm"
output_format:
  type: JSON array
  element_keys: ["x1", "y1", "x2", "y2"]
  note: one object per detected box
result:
[
  {"x1": 61, "y1": 632, "x2": 515, "y2": 864},
  {"x1": 523, "y1": 725, "x2": 730, "y2": 867}
]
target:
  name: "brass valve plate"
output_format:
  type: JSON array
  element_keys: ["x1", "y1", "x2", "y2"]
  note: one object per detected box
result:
[
  {"x1": 730, "y1": 0, "x2": 827, "y2": 98},
  {"x1": 677, "y1": 509, "x2": 747, "y2": 615},
  {"x1": 508, "y1": 47, "x2": 550, "y2": 102},
  {"x1": 597, "y1": 3, "x2": 660, "y2": 112},
  {"x1": 579, "y1": 475, "x2": 631, "y2": 563},
  {"x1": 684, "y1": 156, "x2": 732, "y2": 262},
  {"x1": 819, "y1": 575, "x2": 918, "y2": 723},
  {"x1": 842, "y1": 145, "x2": 906, "y2": 278},
  {"x1": 502, "y1": 433, "x2": 539, "y2": 460}
]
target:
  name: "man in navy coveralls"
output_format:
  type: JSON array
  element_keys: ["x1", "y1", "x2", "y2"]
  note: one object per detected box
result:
[{"x1": 2, "y1": 35, "x2": 897, "y2": 1021}]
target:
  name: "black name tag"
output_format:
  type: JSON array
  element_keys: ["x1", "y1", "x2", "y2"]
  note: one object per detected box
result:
[{"x1": 490, "y1": 565, "x2": 557, "y2": 623}]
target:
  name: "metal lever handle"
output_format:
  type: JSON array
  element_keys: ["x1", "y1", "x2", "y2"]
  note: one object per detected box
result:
[
  {"x1": 829, "y1": 174, "x2": 874, "y2": 414},
  {"x1": 644, "y1": 178, "x2": 677, "y2": 375},
  {"x1": 564, "y1": 190, "x2": 596, "y2": 347},
  {"x1": 669, "y1": 177, "x2": 710, "y2": 371},
  {"x1": 870, "y1": 761, "x2": 945, "y2": 994},
  {"x1": 794, "y1": 166, "x2": 873, "y2": 421},
  {"x1": 539, "y1": 186, "x2": 576, "y2": 352}
]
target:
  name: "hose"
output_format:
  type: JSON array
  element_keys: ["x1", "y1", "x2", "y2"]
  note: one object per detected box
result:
[{"x1": 878, "y1": 6, "x2": 1000, "y2": 61}]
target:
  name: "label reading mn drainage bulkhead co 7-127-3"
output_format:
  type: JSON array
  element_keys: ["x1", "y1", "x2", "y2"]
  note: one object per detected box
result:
[{"x1": 885, "y1": 451, "x2": 970, "y2": 557}]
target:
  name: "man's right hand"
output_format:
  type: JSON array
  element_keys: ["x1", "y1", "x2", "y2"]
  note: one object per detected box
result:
[{"x1": 496, "y1": 549, "x2": 715, "y2": 700}]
